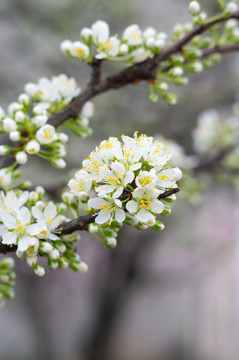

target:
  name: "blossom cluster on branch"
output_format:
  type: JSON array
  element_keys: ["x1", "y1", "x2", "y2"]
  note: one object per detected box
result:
[{"x1": 1, "y1": 0, "x2": 239, "y2": 306}]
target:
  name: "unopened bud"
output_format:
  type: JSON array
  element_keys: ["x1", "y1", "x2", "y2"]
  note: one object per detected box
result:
[
  {"x1": 58, "y1": 257, "x2": 69, "y2": 269},
  {"x1": 34, "y1": 264, "x2": 45, "y2": 277},
  {"x1": 40, "y1": 242, "x2": 53, "y2": 254},
  {"x1": 189, "y1": 1, "x2": 201, "y2": 15},
  {"x1": 70, "y1": 260, "x2": 88, "y2": 273},
  {"x1": 161, "y1": 204, "x2": 171, "y2": 216},
  {"x1": 152, "y1": 220, "x2": 165, "y2": 231},
  {"x1": 89, "y1": 223, "x2": 99, "y2": 234},
  {"x1": 16, "y1": 151, "x2": 28, "y2": 164},
  {"x1": 26, "y1": 255, "x2": 38, "y2": 267},
  {"x1": 106, "y1": 237, "x2": 117, "y2": 248}
]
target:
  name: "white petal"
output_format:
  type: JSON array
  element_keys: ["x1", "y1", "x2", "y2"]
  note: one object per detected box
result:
[
  {"x1": 44, "y1": 203, "x2": 57, "y2": 220},
  {"x1": 17, "y1": 207, "x2": 31, "y2": 225},
  {"x1": 49, "y1": 232, "x2": 60, "y2": 240},
  {"x1": 115, "y1": 209, "x2": 125, "y2": 222},
  {"x1": 18, "y1": 236, "x2": 31, "y2": 251},
  {"x1": 88, "y1": 197, "x2": 105, "y2": 209},
  {"x1": 113, "y1": 187, "x2": 123, "y2": 199},
  {"x1": 2, "y1": 232, "x2": 17, "y2": 245},
  {"x1": 96, "y1": 185, "x2": 114, "y2": 195},
  {"x1": 137, "y1": 209, "x2": 151, "y2": 223},
  {"x1": 114, "y1": 199, "x2": 122, "y2": 207},
  {"x1": 111, "y1": 162, "x2": 126, "y2": 175},
  {"x1": 18, "y1": 191, "x2": 29, "y2": 207},
  {"x1": 2, "y1": 213, "x2": 17, "y2": 229},
  {"x1": 151, "y1": 199, "x2": 164, "y2": 214},
  {"x1": 124, "y1": 171, "x2": 134, "y2": 185},
  {"x1": 0, "y1": 224, "x2": 7, "y2": 236},
  {"x1": 27, "y1": 223, "x2": 41, "y2": 236},
  {"x1": 49, "y1": 218, "x2": 61, "y2": 230},
  {"x1": 129, "y1": 163, "x2": 142, "y2": 171},
  {"x1": 32, "y1": 206, "x2": 43, "y2": 220},
  {"x1": 132, "y1": 187, "x2": 144, "y2": 199},
  {"x1": 95, "y1": 210, "x2": 110, "y2": 224},
  {"x1": 126, "y1": 200, "x2": 138, "y2": 213}
]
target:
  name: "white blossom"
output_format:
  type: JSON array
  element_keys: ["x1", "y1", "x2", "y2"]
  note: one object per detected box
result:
[
  {"x1": 191, "y1": 61, "x2": 203, "y2": 73},
  {"x1": 189, "y1": 1, "x2": 201, "y2": 15},
  {"x1": 26, "y1": 74, "x2": 81, "y2": 106},
  {"x1": 60, "y1": 39, "x2": 72, "y2": 54},
  {"x1": 130, "y1": 48, "x2": 149, "y2": 63},
  {"x1": 226, "y1": 2, "x2": 238, "y2": 14},
  {"x1": 119, "y1": 43, "x2": 129, "y2": 55},
  {"x1": 123, "y1": 24, "x2": 143, "y2": 46},
  {"x1": 92, "y1": 20, "x2": 109, "y2": 44},
  {"x1": 34, "y1": 264, "x2": 45, "y2": 276},
  {"x1": 24, "y1": 82, "x2": 39, "y2": 97},
  {"x1": 0, "y1": 207, "x2": 38, "y2": 252},
  {"x1": 15, "y1": 111, "x2": 25, "y2": 123},
  {"x1": 0, "y1": 169, "x2": 11, "y2": 188},
  {"x1": 53, "y1": 159, "x2": 66, "y2": 168},
  {"x1": 30, "y1": 202, "x2": 63, "y2": 241},
  {"x1": 68, "y1": 169, "x2": 92, "y2": 196},
  {"x1": 81, "y1": 101, "x2": 94, "y2": 118},
  {"x1": 0, "y1": 190, "x2": 29, "y2": 217},
  {"x1": 36, "y1": 124, "x2": 57, "y2": 144},
  {"x1": 26, "y1": 140, "x2": 40, "y2": 154},
  {"x1": 18, "y1": 93, "x2": 30, "y2": 105},
  {"x1": 172, "y1": 67, "x2": 183, "y2": 77},
  {"x1": 9, "y1": 131, "x2": 20, "y2": 142},
  {"x1": 8, "y1": 102, "x2": 23, "y2": 116},
  {"x1": 143, "y1": 27, "x2": 157, "y2": 40},
  {"x1": 96, "y1": 162, "x2": 134, "y2": 198},
  {"x1": 88, "y1": 196, "x2": 125, "y2": 225},
  {"x1": 106, "y1": 237, "x2": 117, "y2": 248},
  {"x1": 0, "y1": 146, "x2": 10, "y2": 157},
  {"x1": 58, "y1": 133, "x2": 69, "y2": 143},
  {"x1": 126, "y1": 187, "x2": 163, "y2": 226},
  {"x1": 70, "y1": 41, "x2": 90, "y2": 60},
  {"x1": 32, "y1": 115, "x2": 48, "y2": 127},
  {"x1": 2, "y1": 118, "x2": 17, "y2": 132},
  {"x1": 81, "y1": 27, "x2": 93, "y2": 41},
  {"x1": 16, "y1": 151, "x2": 28, "y2": 165}
]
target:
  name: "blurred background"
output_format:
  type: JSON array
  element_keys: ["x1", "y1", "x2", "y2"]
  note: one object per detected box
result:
[{"x1": 0, "y1": 0, "x2": 239, "y2": 359}]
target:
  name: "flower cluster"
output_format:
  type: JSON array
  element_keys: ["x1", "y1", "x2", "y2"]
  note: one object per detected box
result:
[
  {"x1": 61, "y1": 20, "x2": 168, "y2": 64},
  {"x1": 0, "y1": 74, "x2": 94, "y2": 170},
  {"x1": 192, "y1": 108, "x2": 239, "y2": 154},
  {"x1": 25, "y1": 73, "x2": 81, "y2": 112},
  {"x1": 0, "y1": 190, "x2": 88, "y2": 275},
  {"x1": 68, "y1": 133, "x2": 182, "y2": 246},
  {"x1": 192, "y1": 104, "x2": 239, "y2": 186},
  {"x1": 0, "y1": 257, "x2": 15, "y2": 307}
]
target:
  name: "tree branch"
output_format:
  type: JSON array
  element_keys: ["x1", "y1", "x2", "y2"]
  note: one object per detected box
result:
[
  {"x1": 193, "y1": 146, "x2": 234, "y2": 173},
  {"x1": 48, "y1": 11, "x2": 239, "y2": 128},
  {"x1": 57, "y1": 187, "x2": 180, "y2": 236},
  {"x1": 201, "y1": 43, "x2": 239, "y2": 58},
  {"x1": 88, "y1": 58, "x2": 103, "y2": 88}
]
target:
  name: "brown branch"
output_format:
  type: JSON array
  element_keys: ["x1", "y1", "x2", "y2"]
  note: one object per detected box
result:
[
  {"x1": 1, "y1": 11, "x2": 239, "y2": 169},
  {"x1": 193, "y1": 146, "x2": 234, "y2": 173},
  {"x1": 0, "y1": 243, "x2": 17, "y2": 254},
  {"x1": 201, "y1": 43, "x2": 239, "y2": 58},
  {"x1": 158, "y1": 187, "x2": 180, "y2": 199},
  {"x1": 48, "y1": 11, "x2": 239, "y2": 129},
  {"x1": 0, "y1": 186, "x2": 181, "y2": 253},
  {"x1": 88, "y1": 58, "x2": 103, "y2": 87},
  {"x1": 57, "y1": 187, "x2": 180, "y2": 236}
]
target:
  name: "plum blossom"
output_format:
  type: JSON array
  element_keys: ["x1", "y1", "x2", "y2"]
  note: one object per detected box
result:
[
  {"x1": 126, "y1": 188, "x2": 164, "y2": 226},
  {"x1": 30, "y1": 202, "x2": 65, "y2": 241},
  {"x1": 0, "y1": 207, "x2": 39, "y2": 252},
  {"x1": 88, "y1": 196, "x2": 125, "y2": 225}
]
